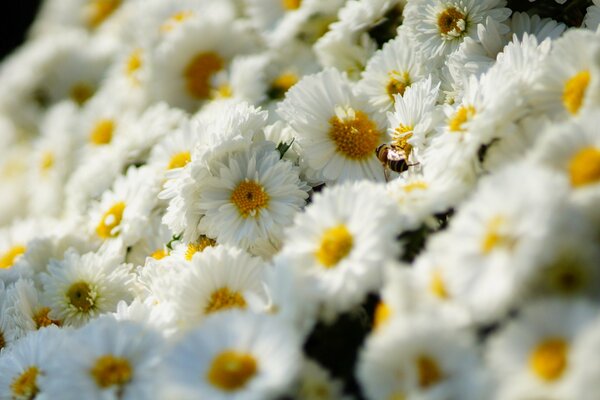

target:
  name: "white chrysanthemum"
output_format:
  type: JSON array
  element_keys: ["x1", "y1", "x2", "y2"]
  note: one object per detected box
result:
[
  {"x1": 148, "y1": 16, "x2": 256, "y2": 110},
  {"x1": 357, "y1": 315, "x2": 488, "y2": 400},
  {"x1": 0, "y1": 144, "x2": 30, "y2": 226},
  {"x1": 27, "y1": 102, "x2": 78, "y2": 217},
  {"x1": 113, "y1": 298, "x2": 178, "y2": 338},
  {"x1": 41, "y1": 250, "x2": 134, "y2": 327},
  {"x1": 125, "y1": 210, "x2": 174, "y2": 268},
  {"x1": 357, "y1": 31, "x2": 436, "y2": 113},
  {"x1": 163, "y1": 311, "x2": 301, "y2": 400},
  {"x1": 532, "y1": 111, "x2": 600, "y2": 219},
  {"x1": 195, "y1": 141, "x2": 309, "y2": 252},
  {"x1": 441, "y1": 162, "x2": 572, "y2": 323},
  {"x1": 89, "y1": 166, "x2": 161, "y2": 251},
  {"x1": 529, "y1": 29, "x2": 600, "y2": 120},
  {"x1": 4, "y1": 279, "x2": 61, "y2": 343},
  {"x1": 280, "y1": 181, "x2": 403, "y2": 319},
  {"x1": 403, "y1": 0, "x2": 511, "y2": 58},
  {"x1": 168, "y1": 246, "x2": 268, "y2": 327},
  {"x1": 584, "y1": 0, "x2": 600, "y2": 31},
  {"x1": 278, "y1": 69, "x2": 388, "y2": 183},
  {"x1": 293, "y1": 358, "x2": 350, "y2": 400},
  {"x1": 42, "y1": 317, "x2": 164, "y2": 400},
  {"x1": 486, "y1": 299, "x2": 598, "y2": 400},
  {"x1": 0, "y1": 326, "x2": 65, "y2": 400},
  {"x1": 509, "y1": 11, "x2": 566, "y2": 41}
]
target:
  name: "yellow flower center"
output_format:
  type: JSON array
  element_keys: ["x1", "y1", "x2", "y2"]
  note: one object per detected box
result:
[
  {"x1": 33, "y1": 307, "x2": 61, "y2": 329},
  {"x1": 125, "y1": 49, "x2": 142, "y2": 84},
  {"x1": 0, "y1": 245, "x2": 26, "y2": 269},
  {"x1": 329, "y1": 109, "x2": 381, "y2": 160},
  {"x1": 373, "y1": 301, "x2": 392, "y2": 330},
  {"x1": 402, "y1": 181, "x2": 428, "y2": 193},
  {"x1": 205, "y1": 287, "x2": 247, "y2": 315},
  {"x1": 429, "y1": 269, "x2": 449, "y2": 299},
  {"x1": 212, "y1": 84, "x2": 233, "y2": 99},
  {"x1": 11, "y1": 366, "x2": 39, "y2": 399},
  {"x1": 70, "y1": 82, "x2": 94, "y2": 106},
  {"x1": 207, "y1": 350, "x2": 258, "y2": 391},
  {"x1": 39, "y1": 151, "x2": 54, "y2": 174},
  {"x1": 481, "y1": 215, "x2": 516, "y2": 254},
  {"x1": 268, "y1": 73, "x2": 298, "y2": 99},
  {"x1": 90, "y1": 355, "x2": 133, "y2": 388},
  {"x1": 315, "y1": 224, "x2": 354, "y2": 268},
  {"x1": 386, "y1": 71, "x2": 411, "y2": 101},
  {"x1": 416, "y1": 355, "x2": 443, "y2": 389},
  {"x1": 437, "y1": 7, "x2": 466, "y2": 37},
  {"x1": 86, "y1": 0, "x2": 122, "y2": 28},
  {"x1": 230, "y1": 180, "x2": 270, "y2": 219},
  {"x1": 185, "y1": 236, "x2": 217, "y2": 261},
  {"x1": 448, "y1": 105, "x2": 476, "y2": 132},
  {"x1": 151, "y1": 249, "x2": 168, "y2": 260},
  {"x1": 66, "y1": 281, "x2": 96, "y2": 312},
  {"x1": 568, "y1": 147, "x2": 600, "y2": 188},
  {"x1": 184, "y1": 51, "x2": 224, "y2": 100},
  {"x1": 160, "y1": 10, "x2": 194, "y2": 32},
  {"x1": 530, "y1": 338, "x2": 568, "y2": 382},
  {"x1": 562, "y1": 70, "x2": 590, "y2": 115},
  {"x1": 96, "y1": 201, "x2": 126, "y2": 239},
  {"x1": 167, "y1": 151, "x2": 191, "y2": 170},
  {"x1": 282, "y1": 0, "x2": 302, "y2": 10},
  {"x1": 89, "y1": 119, "x2": 115, "y2": 145}
]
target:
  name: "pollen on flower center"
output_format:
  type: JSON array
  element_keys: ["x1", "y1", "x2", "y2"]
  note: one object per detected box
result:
[
  {"x1": 437, "y1": 7, "x2": 467, "y2": 38},
  {"x1": 315, "y1": 224, "x2": 354, "y2": 268},
  {"x1": 11, "y1": 366, "x2": 39, "y2": 399},
  {"x1": 185, "y1": 235, "x2": 217, "y2": 261},
  {"x1": 168, "y1": 151, "x2": 191, "y2": 170},
  {"x1": 70, "y1": 82, "x2": 94, "y2": 106},
  {"x1": 184, "y1": 51, "x2": 224, "y2": 100},
  {"x1": 86, "y1": 0, "x2": 122, "y2": 29},
  {"x1": 151, "y1": 249, "x2": 168, "y2": 260},
  {"x1": 329, "y1": 108, "x2": 381, "y2": 160},
  {"x1": 0, "y1": 245, "x2": 26, "y2": 269},
  {"x1": 568, "y1": 147, "x2": 600, "y2": 188},
  {"x1": 96, "y1": 201, "x2": 126, "y2": 239},
  {"x1": 90, "y1": 355, "x2": 133, "y2": 388},
  {"x1": 448, "y1": 105, "x2": 476, "y2": 132},
  {"x1": 33, "y1": 307, "x2": 61, "y2": 329},
  {"x1": 429, "y1": 269, "x2": 449, "y2": 299},
  {"x1": 205, "y1": 287, "x2": 247, "y2": 314},
  {"x1": 66, "y1": 281, "x2": 96, "y2": 312},
  {"x1": 386, "y1": 71, "x2": 411, "y2": 101},
  {"x1": 563, "y1": 70, "x2": 590, "y2": 115},
  {"x1": 481, "y1": 215, "x2": 516, "y2": 254},
  {"x1": 230, "y1": 180, "x2": 270, "y2": 218},
  {"x1": 161, "y1": 10, "x2": 194, "y2": 32},
  {"x1": 207, "y1": 350, "x2": 258, "y2": 391},
  {"x1": 282, "y1": 0, "x2": 302, "y2": 10},
  {"x1": 529, "y1": 338, "x2": 568, "y2": 381},
  {"x1": 90, "y1": 119, "x2": 115, "y2": 145},
  {"x1": 416, "y1": 355, "x2": 443, "y2": 388},
  {"x1": 403, "y1": 181, "x2": 428, "y2": 193},
  {"x1": 373, "y1": 301, "x2": 392, "y2": 330}
]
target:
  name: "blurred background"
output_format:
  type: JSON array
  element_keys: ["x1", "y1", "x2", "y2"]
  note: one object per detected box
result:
[{"x1": 1, "y1": 0, "x2": 41, "y2": 61}]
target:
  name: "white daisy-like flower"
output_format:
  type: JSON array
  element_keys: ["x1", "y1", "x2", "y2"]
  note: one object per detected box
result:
[
  {"x1": 278, "y1": 69, "x2": 388, "y2": 183},
  {"x1": 584, "y1": 0, "x2": 600, "y2": 31},
  {"x1": 486, "y1": 299, "x2": 598, "y2": 400},
  {"x1": 280, "y1": 181, "x2": 403, "y2": 319},
  {"x1": 163, "y1": 310, "x2": 301, "y2": 400},
  {"x1": 42, "y1": 316, "x2": 164, "y2": 400},
  {"x1": 0, "y1": 144, "x2": 30, "y2": 227},
  {"x1": 403, "y1": 0, "x2": 511, "y2": 58},
  {"x1": 195, "y1": 141, "x2": 309, "y2": 252},
  {"x1": 148, "y1": 16, "x2": 257, "y2": 110},
  {"x1": 41, "y1": 249, "x2": 134, "y2": 327},
  {"x1": 529, "y1": 29, "x2": 600, "y2": 120},
  {"x1": 125, "y1": 211, "x2": 174, "y2": 268},
  {"x1": 509, "y1": 11, "x2": 566, "y2": 41},
  {"x1": 356, "y1": 31, "x2": 436, "y2": 113},
  {"x1": 293, "y1": 358, "x2": 350, "y2": 400},
  {"x1": 357, "y1": 314, "x2": 488, "y2": 400},
  {"x1": 168, "y1": 246, "x2": 268, "y2": 327},
  {"x1": 0, "y1": 326, "x2": 66, "y2": 400},
  {"x1": 89, "y1": 166, "x2": 161, "y2": 251}
]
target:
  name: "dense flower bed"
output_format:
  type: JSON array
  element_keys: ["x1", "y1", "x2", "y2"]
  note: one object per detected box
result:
[{"x1": 1, "y1": 0, "x2": 600, "y2": 398}]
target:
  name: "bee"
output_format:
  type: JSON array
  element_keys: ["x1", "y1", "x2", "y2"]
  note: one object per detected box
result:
[{"x1": 376, "y1": 144, "x2": 417, "y2": 180}]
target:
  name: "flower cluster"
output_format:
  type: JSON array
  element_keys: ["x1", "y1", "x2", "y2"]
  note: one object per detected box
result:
[{"x1": 1, "y1": 0, "x2": 600, "y2": 398}]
